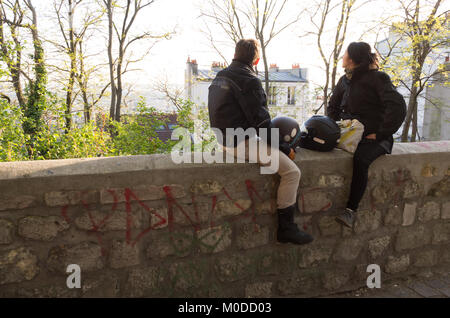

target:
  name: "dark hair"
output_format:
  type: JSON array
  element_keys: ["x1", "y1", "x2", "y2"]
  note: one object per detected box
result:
[
  {"x1": 347, "y1": 41, "x2": 379, "y2": 71},
  {"x1": 234, "y1": 39, "x2": 260, "y2": 65}
]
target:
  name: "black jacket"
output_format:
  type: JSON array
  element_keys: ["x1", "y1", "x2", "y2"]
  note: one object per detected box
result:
[
  {"x1": 327, "y1": 68, "x2": 406, "y2": 153},
  {"x1": 208, "y1": 59, "x2": 291, "y2": 154}
]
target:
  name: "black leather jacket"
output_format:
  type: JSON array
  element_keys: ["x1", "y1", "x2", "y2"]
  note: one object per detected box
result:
[
  {"x1": 208, "y1": 59, "x2": 291, "y2": 154},
  {"x1": 327, "y1": 68, "x2": 407, "y2": 153}
]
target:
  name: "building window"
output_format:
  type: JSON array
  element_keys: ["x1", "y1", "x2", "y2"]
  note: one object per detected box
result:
[
  {"x1": 268, "y1": 86, "x2": 277, "y2": 105},
  {"x1": 287, "y1": 86, "x2": 296, "y2": 105}
]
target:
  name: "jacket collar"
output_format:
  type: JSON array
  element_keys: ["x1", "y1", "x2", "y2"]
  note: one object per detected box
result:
[
  {"x1": 345, "y1": 64, "x2": 378, "y2": 81},
  {"x1": 229, "y1": 59, "x2": 256, "y2": 74}
]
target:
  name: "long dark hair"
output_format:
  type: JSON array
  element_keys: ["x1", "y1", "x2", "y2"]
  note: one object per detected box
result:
[{"x1": 347, "y1": 42, "x2": 379, "y2": 72}]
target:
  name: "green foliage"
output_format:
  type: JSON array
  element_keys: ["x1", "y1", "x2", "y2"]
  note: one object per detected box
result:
[
  {"x1": 175, "y1": 98, "x2": 216, "y2": 152},
  {"x1": 0, "y1": 99, "x2": 28, "y2": 161},
  {"x1": 0, "y1": 92, "x2": 209, "y2": 162},
  {"x1": 379, "y1": 10, "x2": 449, "y2": 142},
  {"x1": 380, "y1": 15, "x2": 449, "y2": 88},
  {"x1": 0, "y1": 93, "x2": 114, "y2": 161},
  {"x1": 31, "y1": 121, "x2": 114, "y2": 160},
  {"x1": 110, "y1": 97, "x2": 169, "y2": 156},
  {"x1": 23, "y1": 37, "x2": 48, "y2": 140},
  {"x1": 175, "y1": 98, "x2": 196, "y2": 131}
]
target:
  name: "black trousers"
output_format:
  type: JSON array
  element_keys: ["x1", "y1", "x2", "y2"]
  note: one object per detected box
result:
[{"x1": 347, "y1": 139, "x2": 388, "y2": 211}]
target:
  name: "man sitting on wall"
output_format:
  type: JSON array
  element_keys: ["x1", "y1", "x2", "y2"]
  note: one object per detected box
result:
[{"x1": 207, "y1": 39, "x2": 313, "y2": 245}]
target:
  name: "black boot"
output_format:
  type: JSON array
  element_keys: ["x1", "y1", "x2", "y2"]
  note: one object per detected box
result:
[{"x1": 277, "y1": 205, "x2": 314, "y2": 245}]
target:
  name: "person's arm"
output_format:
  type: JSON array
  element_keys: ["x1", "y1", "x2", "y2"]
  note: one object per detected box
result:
[
  {"x1": 240, "y1": 78, "x2": 294, "y2": 158},
  {"x1": 374, "y1": 72, "x2": 407, "y2": 141},
  {"x1": 239, "y1": 77, "x2": 271, "y2": 129},
  {"x1": 326, "y1": 76, "x2": 345, "y2": 121}
]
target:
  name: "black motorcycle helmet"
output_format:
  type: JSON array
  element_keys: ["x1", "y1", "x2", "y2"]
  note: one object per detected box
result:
[
  {"x1": 271, "y1": 116, "x2": 302, "y2": 148},
  {"x1": 298, "y1": 115, "x2": 340, "y2": 152}
]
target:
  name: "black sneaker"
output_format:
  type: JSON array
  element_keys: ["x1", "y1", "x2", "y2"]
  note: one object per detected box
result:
[{"x1": 335, "y1": 208, "x2": 356, "y2": 228}]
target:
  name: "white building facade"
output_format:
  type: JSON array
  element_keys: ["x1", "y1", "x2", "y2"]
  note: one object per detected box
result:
[
  {"x1": 422, "y1": 61, "x2": 450, "y2": 141},
  {"x1": 185, "y1": 59, "x2": 311, "y2": 122},
  {"x1": 376, "y1": 25, "x2": 449, "y2": 140}
]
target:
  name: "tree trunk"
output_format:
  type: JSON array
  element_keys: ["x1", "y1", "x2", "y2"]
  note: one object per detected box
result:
[
  {"x1": 114, "y1": 45, "x2": 124, "y2": 122},
  {"x1": 260, "y1": 40, "x2": 270, "y2": 96},
  {"x1": 24, "y1": 0, "x2": 47, "y2": 136},
  {"x1": 10, "y1": 24, "x2": 26, "y2": 108},
  {"x1": 11, "y1": 66, "x2": 26, "y2": 108},
  {"x1": 22, "y1": 0, "x2": 47, "y2": 158},
  {"x1": 82, "y1": 89, "x2": 90, "y2": 123},
  {"x1": 323, "y1": 63, "x2": 330, "y2": 115},
  {"x1": 401, "y1": 84, "x2": 418, "y2": 142},
  {"x1": 330, "y1": 64, "x2": 337, "y2": 92},
  {"x1": 0, "y1": 7, "x2": 26, "y2": 108},
  {"x1": 77, "y1": 42, "x2": 91, "y2": 123},
  {"x1": 65, "y1": 59, "x2": 75, "y2": 131},
  {"x1": 105, "y1": 0, "x2": 116, "y2": 121},
  {"x1": 64, "y1": 0, "x2": 76, "y2": 132},
  {"x1": 411, "y1": 99, "x2": 418, "y2": 142}
]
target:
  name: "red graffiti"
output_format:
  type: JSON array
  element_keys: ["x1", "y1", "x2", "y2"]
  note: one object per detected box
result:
[
  {"x1": 61, "y1": 205, "x2": 71, "y2": 223},
  {"x1": 123, "y1": 188, "x2": 167, "y2": 247},
  {"x1": 392, "y1": 169, "x2": 408, "y2": 204},
  {"x1": 320, "y1": 202, "x2": 332, "y2": 212},
  {"x1": 209, "y1": 195, "x2": 217, "y2": 227},
  {"x1": 60, "y1": 179, "x2": 266, "y2": 254},
  {"x1": 298, "y1": 188, "x2": 332, "y2": 214},
  {"x1": 414, "y1": 142, "x2": 432, "y2": 149}
]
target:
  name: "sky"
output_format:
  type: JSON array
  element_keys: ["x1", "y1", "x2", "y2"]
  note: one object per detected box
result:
[
  {"x1": 33, "y1": 1, "x2": 393, "y2": 82},
  {"x1": 22, "y1": 0, "x2": 450, "y2": 111},
  {"x1": 122, "y1": 0, "x2": 392, "y2": 86}
]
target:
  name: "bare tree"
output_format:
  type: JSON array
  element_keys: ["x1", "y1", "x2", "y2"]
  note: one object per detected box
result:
[
  {"x1": 247, "y1": 0, "x2": 303, "y2": 94},
  {"x1": 200, "y1": 0, "x2": 245, "y2": 66},
  {"x1": 102, "y1": 0, "x2": 173, "y2": 123},
  {"x1": 0, "y1": 0, "x2": 26, "y2": 108},
  {"x1": 153, "y1": 76, "x2": 185, "y2": 111},
  {"x1": 49, "y1": 0, "x2": 103, "y2": 129},
  {"x1": 75, "y1": 38, "x2": 111, "y2": 123},
  {"x1": 304, "y1": 0, "x2": 360, "y2": 113},
  {"x1": 201, "y1": 0, "x2": 302, "y2": 94}
]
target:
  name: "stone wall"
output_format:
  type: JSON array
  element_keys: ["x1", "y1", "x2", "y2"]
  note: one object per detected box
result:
[{"x1": 0, "y1": 141, "x2": 449, "y2": 297}]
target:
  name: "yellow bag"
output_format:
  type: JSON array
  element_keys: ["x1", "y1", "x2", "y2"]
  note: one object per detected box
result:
[{"x1": 336, "y1": 119, "x2": 364, "y2": 153}]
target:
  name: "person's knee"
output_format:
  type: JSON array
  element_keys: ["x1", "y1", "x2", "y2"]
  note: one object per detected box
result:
[
  {"x1": 353, "y1": 151, "x2": 371, "y2": 168},
  {"x1": 294, "y1": 167, "x2": 301, "y2": 183},
  {"x1": 283, "y1": 165, "x2": 301, "y2": 184}
]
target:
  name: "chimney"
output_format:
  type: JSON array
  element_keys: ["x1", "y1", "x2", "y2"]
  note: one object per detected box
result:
[
  {"x1": 191, "y1": 59, "x2": 198, "y2": 76},
  {"x1": 211, "y1": 61, "x2": 225, "y2": 72},
  {"x1": 185, "y1": 56, "x2": 198, "y2": 100},
  {"x1": 291, "y1": 63, "x2": 300, "y2": 77},
  {"x1": 269, "y1": 63, "x2": 279, "y2": 72}
]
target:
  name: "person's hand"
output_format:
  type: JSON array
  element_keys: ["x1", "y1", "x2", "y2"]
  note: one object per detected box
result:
[
  {"x1": 366, "y1": 133, "x2": 376, "y2": 140},
  {"x1": 279, "y1": 143, "x2": 295, "y2": 160},
  {"x1": 288, "y1": 148, "x2": 295, "y2": 160}
]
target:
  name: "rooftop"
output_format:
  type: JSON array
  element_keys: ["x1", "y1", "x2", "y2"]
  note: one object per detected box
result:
[{"x1": 195, "y1": 68, "x2": 307, "y2": 83}]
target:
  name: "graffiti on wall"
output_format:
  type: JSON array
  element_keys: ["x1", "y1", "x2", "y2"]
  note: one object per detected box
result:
[{"x1": 60, "y1": 179, "x2": 271, "y2": 256}]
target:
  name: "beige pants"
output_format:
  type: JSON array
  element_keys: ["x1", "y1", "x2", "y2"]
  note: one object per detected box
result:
[{"x1": 222, "y1": 138, "x2": 301, "y2": 209}]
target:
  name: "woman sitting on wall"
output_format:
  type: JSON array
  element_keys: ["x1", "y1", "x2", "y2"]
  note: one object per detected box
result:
[{"x1": 327, "y1": 41, "x2": 407, "y2": 228}]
